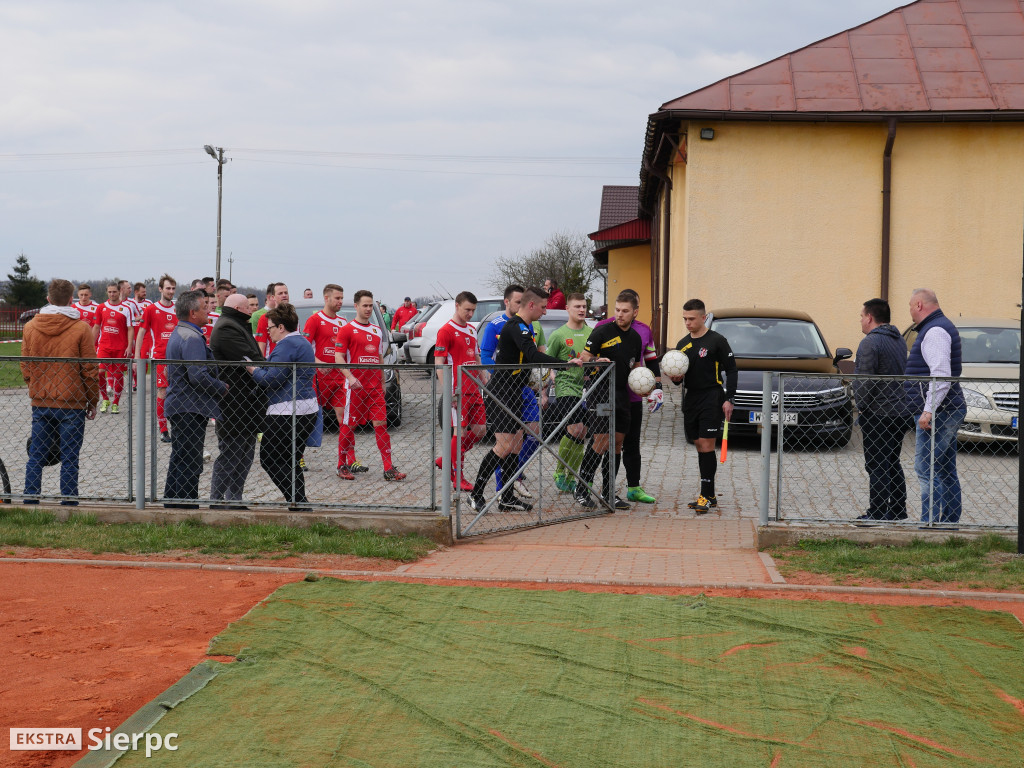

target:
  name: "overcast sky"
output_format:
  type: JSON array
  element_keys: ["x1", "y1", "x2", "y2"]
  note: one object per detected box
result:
[{"x1": 1, "y1": 0, "x2": 900, "y2": 304}]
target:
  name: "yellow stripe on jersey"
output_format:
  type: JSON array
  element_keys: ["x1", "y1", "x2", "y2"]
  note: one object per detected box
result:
[
  {"x1": 716, "y1": 361, "x2": 721, "y2": 385},
  {"x1": 679, "y1": 342, "x2": 693, "y2": 353},
  {"x1": 600, "y1": 337, "x2": 622, "y2": 349}
]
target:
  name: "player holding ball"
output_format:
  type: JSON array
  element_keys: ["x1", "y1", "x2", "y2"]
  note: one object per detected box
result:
[{"x1": 669, "y1": 299, "x2": 737, "y2": 514}]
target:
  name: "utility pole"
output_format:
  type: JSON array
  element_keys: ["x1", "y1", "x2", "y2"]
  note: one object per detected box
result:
[
  {"x1": 203, "y1": 145, "x2": 225, "y2": 282},
  {"x1": 227, "y1": 253, "x2": 234, "y2": 283}
]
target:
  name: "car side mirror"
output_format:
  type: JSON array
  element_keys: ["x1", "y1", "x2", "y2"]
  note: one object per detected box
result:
[
  {"x1": 833, "y1": 347, "x2": 853, "y2": 364},
  {"x1": 391, "y1": 332, "x2": 407, "y2": 347}
]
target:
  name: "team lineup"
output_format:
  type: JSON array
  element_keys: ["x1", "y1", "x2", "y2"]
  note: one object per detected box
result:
[{"x1": 65, "y1": 275, "x2": 737, "y2": 512}]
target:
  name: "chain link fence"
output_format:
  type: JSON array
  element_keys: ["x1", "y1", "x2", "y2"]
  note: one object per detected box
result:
[
  {"x1": 0, "y1": 355, "x2": 1019, "y2": 536},
  {"x1": 773, "y1": 373, "x2": 1018, "y2": 529}
]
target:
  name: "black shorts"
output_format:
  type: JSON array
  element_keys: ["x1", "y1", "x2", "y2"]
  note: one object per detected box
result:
[
  {"x1": 588, "y1": 399, "x2": 631, "y2": 438},
  {"x1": 487, "y1": 383, "x2": 523, "y2": 435},
  {"x1": 542, "y1": 396, "x2": 587, "y2": 440},
  {"x1": 684, "y1": 388, "x2": 724, "y2": 442}
]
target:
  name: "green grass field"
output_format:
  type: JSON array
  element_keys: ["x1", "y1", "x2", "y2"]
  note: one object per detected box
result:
[
  {"x1": 0, "y1": 344, "x2": 23, "y2": 388},
  {"x1": 768, "y1": 535, "x2": 1024, "y2": 591},
  {"x1": 0, "y1": 508, "x2": 436, "y2": 561},
  {"x1": 107, "y1": 580, "x2": 1024, "y2": 768}
]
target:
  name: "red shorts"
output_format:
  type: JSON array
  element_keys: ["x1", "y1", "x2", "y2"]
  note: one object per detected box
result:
[
  {"x1": 453, "y1": 391, "x2": 486, "y2": 428},
  {"x1": 98, "y1": 350, "x2": 127, "y2": 376},
  {"x1": 316, "y1": 370, "x2": 347, "y2": 409},
  {"x1": 156, "y1": 364, "x2": 168, "y2": 389},
  {"x1": 342, "y1": 381, "x2": 386, "y2": 426}
]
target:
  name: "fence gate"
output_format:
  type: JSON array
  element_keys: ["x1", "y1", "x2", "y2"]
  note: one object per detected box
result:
[{"x1": 453, "y1": 362, "x2": 616, "y2": 538}]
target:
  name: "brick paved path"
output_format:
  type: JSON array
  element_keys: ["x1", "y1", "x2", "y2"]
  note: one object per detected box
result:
[{"x1": 400, "y1": 515, "x2": 781, "y2": 587}]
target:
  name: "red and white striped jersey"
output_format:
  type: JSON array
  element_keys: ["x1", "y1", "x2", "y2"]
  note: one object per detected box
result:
[
  {"x1": 303, "y1": 310, "x2": 347, "y2": 363},
  {"x1": 434, "y1": 319, "x2": 481, "y2": 395}
]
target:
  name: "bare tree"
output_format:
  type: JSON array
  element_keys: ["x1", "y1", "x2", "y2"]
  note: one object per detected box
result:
[{"x1": 487, "y1": 231, "x2": 599, "y2": 299}]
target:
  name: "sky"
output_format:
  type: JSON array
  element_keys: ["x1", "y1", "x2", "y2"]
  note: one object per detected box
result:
[{"x1": 1, "y1": 0, "x2": 903, "y2": 306}]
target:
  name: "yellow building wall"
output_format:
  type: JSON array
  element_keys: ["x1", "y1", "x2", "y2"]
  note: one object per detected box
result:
[
  {"x1": 663, "y1": 120, "x2": 1024, "y2": 353},
  {"x1": 888, "y1": 123, "x2": 1024, "y2": 324},
  {"x1": 606, "y1": 244, "x2": 652, "y2": 326}
]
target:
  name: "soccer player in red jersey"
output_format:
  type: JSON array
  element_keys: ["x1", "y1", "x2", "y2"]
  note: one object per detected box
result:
[
  {"x1": 127, "y1": 281, "x2": 152, "y2": 390},
  {"x1": 434, "y1": 291, "x2": 485, "y2": 491},
  {"x1": 93, "y1": 282, "x2": 134, "y2": 413},
  {"x1": 334, "y1": 290, "x2": 405, "y2": 481},
  {"x1": 73, "y1": 284, "x2": 99, "y2": 325},
  {"x1": 202, "y1": 292, "x2": 217, "y2": 343},
  {"x1": 134, "y1": 274, "x2": 178, "y2": 440},
  {"x1": 256, "y1": 283, "x2": 289, "y2": 356},
  {"x1": 303, "y1": 284, "x2": 351, "y2": 472}
]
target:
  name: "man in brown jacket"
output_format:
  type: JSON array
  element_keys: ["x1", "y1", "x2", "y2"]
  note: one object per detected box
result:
[{"x1": 22, "y1": 278, "x2": 99, "y2": 504}]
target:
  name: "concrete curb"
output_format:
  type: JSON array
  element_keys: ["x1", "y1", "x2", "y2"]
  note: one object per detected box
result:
[{"x1": 4, "y1": 556, "x2": 1023, "y2": 603}]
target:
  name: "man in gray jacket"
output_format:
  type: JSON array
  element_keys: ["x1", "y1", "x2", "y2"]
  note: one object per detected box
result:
[
  {"x1": 164, "y1": 290, "x2": 227, "y2": 508},
  {"x1": 209, "y1": 293, "x2": 267, "y2": 508},
  {"x1": 854, "y1": 298, "x2": 912, "y2": 521}
]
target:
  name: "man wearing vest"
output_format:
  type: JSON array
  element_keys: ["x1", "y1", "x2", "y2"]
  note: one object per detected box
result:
[{"x1": 905, "y1": 289, "x2": 966, "y2": 527}]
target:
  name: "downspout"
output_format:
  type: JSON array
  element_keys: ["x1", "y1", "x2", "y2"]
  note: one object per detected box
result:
[
  {"x1": 662, "y1": 184, "x2": 671, "y2": 351},
  {"x1": 643, "y1": 157, "x2": 672, "y2": 350},
  {"x1": 881, "y1": 118, "x2": 897, "y2": 301}
]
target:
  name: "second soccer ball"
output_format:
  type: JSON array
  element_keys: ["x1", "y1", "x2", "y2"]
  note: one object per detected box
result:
[{"x1": 627, "y1": 366, "x2": 657, "y2": 396}]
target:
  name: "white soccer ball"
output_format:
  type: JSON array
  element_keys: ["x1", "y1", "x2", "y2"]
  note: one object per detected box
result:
[
  {"x1": 529, "y1": 367, "x2": 550, "y2": 390},
  {"x1": 661, "y1": 349, "x2": 689, "y2": 378},
  {"x1": 627, "y1": 366, "x2": 657, "y2": 396}
]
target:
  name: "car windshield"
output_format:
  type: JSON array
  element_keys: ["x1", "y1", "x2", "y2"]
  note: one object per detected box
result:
[
  {"x1": 711, "y1": 317, "x2": 828, "y2": 357},
  {"x1": 471, "y1": 300, "x2": 504, "y2": 322},
  {"x1": 959, "y1": 326, "x2": 1021, "y2": 364}
]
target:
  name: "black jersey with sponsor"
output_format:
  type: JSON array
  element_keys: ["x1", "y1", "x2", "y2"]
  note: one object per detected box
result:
[
  {"x1": 584, "y1": 321, "x2": 643, "y2": 403},
  {"x1": 675, "y1": 329, "x2": 738, "y2": 399},
  {"x1": 492, "y1": 313, "x2": 561, "y2": 391}
]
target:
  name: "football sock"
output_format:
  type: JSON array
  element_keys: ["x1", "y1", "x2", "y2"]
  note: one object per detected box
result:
[
  {"x1": 474, "y1": 450, "x2": 501, "y2": 496},
  {"x1": 450, "y1": 431, "x2": 479, "y2": 478},
  {"x1": 579, "y1": 445, "x2": 602, "y2": 487},
  {"x1": 500, "y1": 454, "x2": 519, "y2": 503},
  {"x1": 374, "y1": 425, "x2": 394, "y2": 471},
  {"x1": 110, "y1": 369, "x2": 124, "y2": 404},
  {"x1": 337, "y1": 426, "x2": 355, "y2": 468},
  {"x1": 156, "y1": 397, "x2": 166, "y2": 433},
  {"x1": 601, "y1": 451, "x2": 611, "y2": 499},
  {"x1": 698, "y1": 451, "x2": 717, "y2": 499},
  {"x1": 98, "y1": 368, "x2": 108, "y2": 401},
  {"x1": 518, "y1": 432, "x2": 539, "y2": 472}
]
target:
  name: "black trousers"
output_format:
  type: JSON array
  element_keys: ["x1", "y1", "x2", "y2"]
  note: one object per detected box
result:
[
  {"x1": 165, "y1": 413, "x2": 209, "y2": 503},
  {"x1": 260, "y1": 412, "x2": 317, "y2": 504},
  {"x1": 622, "y1": 400, "x2": 644, "y2": 487},
  {"x1": 860, "y1": 410, "x2": 912, "y2": 520}
]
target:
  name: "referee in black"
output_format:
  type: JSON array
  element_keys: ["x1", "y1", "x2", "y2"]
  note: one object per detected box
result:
[
  {"x1": 575, "y1": 290, "x2": 645, "y2": 510},
  {"x1": 669, "y1": 298, "x2": 737, "y2": 514},
  {"x1": 470, "y1": 286, "x2": 581, "y2": 513}
]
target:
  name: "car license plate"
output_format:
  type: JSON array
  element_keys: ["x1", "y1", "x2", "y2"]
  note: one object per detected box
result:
[{"x1": 749, "y1": 412, "x2": 798, "y2": 425}]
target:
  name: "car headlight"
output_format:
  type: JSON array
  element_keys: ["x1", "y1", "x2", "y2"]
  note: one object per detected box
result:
[
  {"x1": 963, "y1": 387, "x2": 992, "y2": 410},
  {"x1": 818, "y1": 386, "x2": 849, "y2": 405}
]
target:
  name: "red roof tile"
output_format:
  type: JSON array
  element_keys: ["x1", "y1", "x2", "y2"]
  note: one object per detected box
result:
[{"x1": 660, "y1": 0, "x2": 1024, "y2": 114}]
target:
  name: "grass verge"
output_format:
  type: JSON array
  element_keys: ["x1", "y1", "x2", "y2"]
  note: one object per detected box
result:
[
  {"x1": 0, "y1": 507, "x2": 436, "y2": 562},
  {"x1": 0, "y1": 345, "x2": 23, "y2": 388},
  {"x1": 767, "y1": 534, "x2": 1024, "y2": 591}
]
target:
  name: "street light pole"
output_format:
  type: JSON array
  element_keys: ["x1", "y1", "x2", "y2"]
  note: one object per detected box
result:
[{"x1": 203, "y1": 145, "x2": 225, "y2": 282}]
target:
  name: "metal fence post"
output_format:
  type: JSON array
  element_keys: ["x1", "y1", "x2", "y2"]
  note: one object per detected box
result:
[
  {"x1": 760, "y1": 370, "x2": 771, "y2": 525},
  {"x1": 608, "y1": 362, "x2": 616, "y2": 508},
  {"x1": 775, "y1": 373, "x2": 784, "y2": 521},
  {"x1": 134, "y1": 360, "x2": 146, "y2": 509},
  {"x1": 441, "y1": 366, "x2": 452, "y2": 520}
]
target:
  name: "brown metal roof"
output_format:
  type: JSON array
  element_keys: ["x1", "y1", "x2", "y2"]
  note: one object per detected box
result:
[
  {"x1": 661, "y1": 0, "x2": 1024, "y2": 114},
  {"x1": 597, "y1": 186, "x2": 640, "y2": 230}
]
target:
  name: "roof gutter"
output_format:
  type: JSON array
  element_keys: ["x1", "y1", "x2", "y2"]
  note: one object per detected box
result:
[{"x1": 881, "y1": 118, "x2": 897, "y2": 302}]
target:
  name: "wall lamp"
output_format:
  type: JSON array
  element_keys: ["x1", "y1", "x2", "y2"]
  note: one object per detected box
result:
[{"x1": 700, "y1": 128, "x2": 715, "y2": 140}]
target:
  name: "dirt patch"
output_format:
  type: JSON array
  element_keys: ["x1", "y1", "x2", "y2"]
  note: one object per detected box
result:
[
  {"x1": 0, "y1": 546, "x2": 407, "y2": 572},
  {"x1": 0, "y1": 561, "x2": 300, "y2": 768}
]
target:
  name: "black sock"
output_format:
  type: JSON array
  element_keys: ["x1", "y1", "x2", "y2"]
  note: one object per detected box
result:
[
  {"x1": 698, "y1": 451, "x2": 716, "y2": 499},
  {"x1": 579, "y1": 446, "x2": 601, "y2": 487},
  {"x1": 601, "y1": 451, "x2": 611, "y2": 499},
  {"x1": 500, "y1": 454, "x2": 519, "y2": 502},
  {"x1": 474, "y1": 450, "x2": 500, "y2": 496}
]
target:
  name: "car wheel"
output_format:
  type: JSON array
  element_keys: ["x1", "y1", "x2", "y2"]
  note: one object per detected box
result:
[{"x1": 387, "y1": 387, "x2": 403, "y2": 429}]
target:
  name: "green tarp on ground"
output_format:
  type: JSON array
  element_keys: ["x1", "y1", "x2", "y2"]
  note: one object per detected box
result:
[{"x1": 113, "y1": 580, "x2": 1024, "y2": 767}]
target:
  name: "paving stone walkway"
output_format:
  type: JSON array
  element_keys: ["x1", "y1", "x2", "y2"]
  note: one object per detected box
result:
[{"x1": 399, "y1": 515, "x2": 783, "y2": 587}]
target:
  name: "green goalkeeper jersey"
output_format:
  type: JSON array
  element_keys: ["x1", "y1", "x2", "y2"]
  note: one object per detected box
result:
[{"x1": 546, "y1": 323, "x2": 592, "y2": 398}]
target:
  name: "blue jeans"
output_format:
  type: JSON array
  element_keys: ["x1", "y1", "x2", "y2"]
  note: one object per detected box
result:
[
  {"x1": 914, "y1": 405, "x2": 966, "y2": 524},
  {"x1": 24, "y1": 407, "x2": 87, "y2": 502}
]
